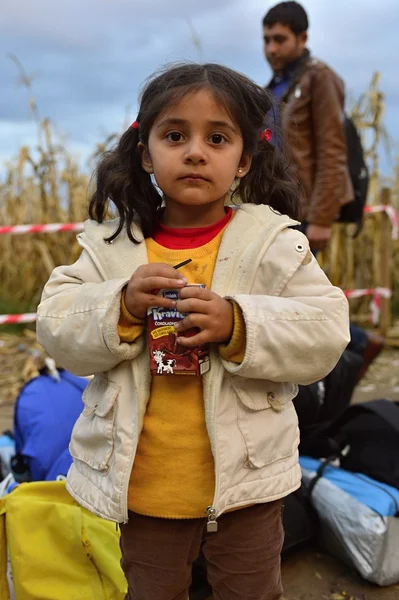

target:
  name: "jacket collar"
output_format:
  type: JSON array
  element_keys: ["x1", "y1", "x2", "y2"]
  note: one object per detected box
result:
[
  {"x1": 267, "y1": 48, "x2": 310, "y2": 102},
  {"x1": 77, "y1": 205, "x2": 298, "y2": 289}
]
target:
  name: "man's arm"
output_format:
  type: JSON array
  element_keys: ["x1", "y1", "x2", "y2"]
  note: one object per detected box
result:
[{"x1": 307, "y1": 66, "x2": 349, "y2": 236}]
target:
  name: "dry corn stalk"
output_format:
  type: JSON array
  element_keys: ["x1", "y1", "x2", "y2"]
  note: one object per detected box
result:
[
  {"x1": 0, "y1": 331, "x2": 49, "y2": 405},
  {"x1": 323, "y1": 72, "x2": 399, "y2": 330}
]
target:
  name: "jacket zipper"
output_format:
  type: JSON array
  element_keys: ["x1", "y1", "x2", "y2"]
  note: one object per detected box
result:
[
  {"x1": 122, "y1": 366, "x2": 142, "y2": 523},
  {"x1": 207, "y1": 219, "x2": 293, "y2": 527},
  {"x1": 207, "y1": 360, "x2": 224, "y2": 528},
  {"x1": 206, "y1": 506, "x2": 218, "y2": 532}
]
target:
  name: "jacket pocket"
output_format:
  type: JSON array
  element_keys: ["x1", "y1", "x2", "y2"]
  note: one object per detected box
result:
[
  {"x1": 69, "y1": 375, "x2": 120, "y2": 472},
  {"x1": 231, "y1": 377, "x2": 299, "y2": 469}
]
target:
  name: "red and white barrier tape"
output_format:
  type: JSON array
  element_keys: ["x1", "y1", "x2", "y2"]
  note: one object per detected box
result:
[
  {"x1": 0, "y1": 205, "x2": 397, "y2": 238},
  {"x1": 0, "y1": 288, "x2": 392, "y2": 326},
  {"x1": 0, "y1": 222, "x2": 84, "y2": 235},
  {"x1": 0, "y1": 313, "x2": 37, "y2": 325},
  {"x1": 0, "y1": 208, "x2": 397, "y2": 325},
  {"x1": 363, "y1": 205, "x2": 399, "y2": 240},
  {"x1": 344, "y1": 287, "x2": 392, "y2": 325}
]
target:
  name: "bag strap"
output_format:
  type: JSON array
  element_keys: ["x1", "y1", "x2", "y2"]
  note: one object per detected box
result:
[
  {"x1": 306, "y1": 460, "x2": 330, "y2": 498},
  {"x1": 305, "y1": 446, "x2": 343, "y2": 500}
]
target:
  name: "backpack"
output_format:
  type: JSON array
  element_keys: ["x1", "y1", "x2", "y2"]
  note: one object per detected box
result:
[
  {"x1": 338, "y1": 115, "x2": 369, "y2": 233},
  {"x1": 301, "y1": 399, "x2": 399, "y2": 490},
  {"x1": 11, "y1": 369, "x2": 87, "y2": 483}
]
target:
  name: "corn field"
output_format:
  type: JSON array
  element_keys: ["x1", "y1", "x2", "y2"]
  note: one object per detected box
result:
[
  {"x1": 0, "y1": 118, "x2": 90, "y2": 313},
  {"x1": 321, "y1": 73, "x2": 399, "y2": 333}
]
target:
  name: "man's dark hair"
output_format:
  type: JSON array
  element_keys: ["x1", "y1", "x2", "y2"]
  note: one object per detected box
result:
[{"x1": 263, "y1": 1, "x2": 309, "y2": 35}]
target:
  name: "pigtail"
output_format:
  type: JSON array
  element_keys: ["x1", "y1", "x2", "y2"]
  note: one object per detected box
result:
[
  {"x1": 235, "y1": 137, "x2": 302, "y2": 221},
  {"x1": 88, "y1": 125, "x2": 162, "y2": 243}
]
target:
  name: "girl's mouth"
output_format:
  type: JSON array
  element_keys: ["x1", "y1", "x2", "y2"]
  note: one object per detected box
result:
[{"x1": 180, "y1": 173, "x2": 209, "y2": 182}]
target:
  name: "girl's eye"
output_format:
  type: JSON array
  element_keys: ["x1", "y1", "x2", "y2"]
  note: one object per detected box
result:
[
  {"x1": 166, "y1": 131, "x2": 183, "y2": 142},
  {"x1": 209, "y1": 134, "x2": 226, "y2": 145}
]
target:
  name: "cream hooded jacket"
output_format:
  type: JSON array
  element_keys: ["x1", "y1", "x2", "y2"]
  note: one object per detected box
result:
[{"x1": 37, "y1": 205, "x2": 350, "y2": 524}]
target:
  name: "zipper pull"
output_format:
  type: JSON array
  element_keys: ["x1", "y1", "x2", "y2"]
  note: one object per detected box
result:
[{"x1": 206, "y1": 506, "x2": 218, "y2": 533}]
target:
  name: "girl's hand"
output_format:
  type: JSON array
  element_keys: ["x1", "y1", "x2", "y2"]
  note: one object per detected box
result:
[
  {"x1": 124, "y1": 263, "x2": 187, "y2": 319},
  {"x1": 175, "y1": 286, "x2": 233, "y2": 347}
]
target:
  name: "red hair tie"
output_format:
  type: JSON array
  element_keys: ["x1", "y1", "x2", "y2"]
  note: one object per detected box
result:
[
  {"x1": 259, "y1": 128, "x2": 272, "y2": 142},
  {"x1": 131, "y1": 120, "x2": 139, "y2": 130}
]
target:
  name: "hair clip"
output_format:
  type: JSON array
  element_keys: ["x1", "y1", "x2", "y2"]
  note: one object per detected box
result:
[
  {"x1": 259, "y1": 128, "x2": 272, "y2": 142},
  {"x1": 131, "y1": 120, "x2": 140, "y2": 129}
]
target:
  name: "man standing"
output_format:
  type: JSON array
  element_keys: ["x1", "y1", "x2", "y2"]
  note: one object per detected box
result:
[
  {"x1": 262, "y1": 1, "x2": 383, "y2": 377},
  {"x1": 263, "y1": 1, "x2": 353, "y2": 251}
]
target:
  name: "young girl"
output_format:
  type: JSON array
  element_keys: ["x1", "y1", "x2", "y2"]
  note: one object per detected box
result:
[{"x1": 37, "y1": 63, "x2": 349, "y2": 600}]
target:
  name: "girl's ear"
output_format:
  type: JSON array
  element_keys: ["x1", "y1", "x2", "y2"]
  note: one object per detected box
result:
[
  {"x1": 138, "y1": 142, "x2": 154, "y2": 174},
  {"x1": 236, "y1": 153, "x2": 252, "y2": 179}
]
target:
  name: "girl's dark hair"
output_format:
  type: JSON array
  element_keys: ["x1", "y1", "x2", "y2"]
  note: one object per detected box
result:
[{"x1": 89, "y1": 63, "x2": 301, "y2": 243}]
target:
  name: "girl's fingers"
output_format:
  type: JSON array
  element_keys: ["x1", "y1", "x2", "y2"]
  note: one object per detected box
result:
[
  {"x1": 176, "y1": 298, "x2": 209, "y2": 315},
  {"x1": 176, "y1": 330, "x2": 209, "y2": 348},
  {"x1": 143, "y1": 294, "x2": 178, "y2": 309},
  {"x1": 139, "y1": 263, "x2": 188, "y2": 279},
  {"x1": 139, "y1": 276, "x2": 187, "y2": 293},
  {"x1": 174, "y1": 313, "x2": 207, "y2": 333},
  {"x1": 125, "y1": 293, "x2": 177, "y2": 316},
  {"x1": 179, "y1": 286, "x2": 212, "y2": 301}
]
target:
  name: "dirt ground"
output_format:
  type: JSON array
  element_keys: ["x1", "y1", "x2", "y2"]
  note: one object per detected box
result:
[
  {"x1": 281, "y1": 547, "x2": 399, "y2": 600},
  {"x1": 1, "y1": 338, "x2": 398, "y2": 599}
]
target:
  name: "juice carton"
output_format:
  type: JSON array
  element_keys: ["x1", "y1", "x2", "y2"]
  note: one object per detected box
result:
[{"x1": 147, "y1": 286, "x2": 210, "y2": 376}]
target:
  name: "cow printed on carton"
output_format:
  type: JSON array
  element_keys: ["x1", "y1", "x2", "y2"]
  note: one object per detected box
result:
[{"x1": 153, "y1": 349, "x2": 176, "y2": 374}]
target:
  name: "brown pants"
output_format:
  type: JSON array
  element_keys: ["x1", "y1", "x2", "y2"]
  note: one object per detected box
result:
[{"x1": 120, "y1": 500, "x2": 284, "y2": 600}]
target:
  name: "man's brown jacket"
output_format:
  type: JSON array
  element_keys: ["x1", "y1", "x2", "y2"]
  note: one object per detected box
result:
[{"x1": 268, "y1": 51, "x2": 353, "y2": 226}]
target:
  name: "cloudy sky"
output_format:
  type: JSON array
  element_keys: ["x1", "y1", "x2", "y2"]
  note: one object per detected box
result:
[{"x1": 1, "y1": 0, "x2": 398, "y2": 175}]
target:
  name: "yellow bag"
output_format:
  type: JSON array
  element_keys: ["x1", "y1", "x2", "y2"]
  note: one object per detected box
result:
[{"x1": 0, "y1": 481, "x2": 127, "y2": 600}]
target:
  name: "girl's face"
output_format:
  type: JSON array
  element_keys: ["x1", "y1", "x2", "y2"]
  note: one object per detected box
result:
[{"x1": 140, "y1": 88, "x2": 251, "y2": 226}]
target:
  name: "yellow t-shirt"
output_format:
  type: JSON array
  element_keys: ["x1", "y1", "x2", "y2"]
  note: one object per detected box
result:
[{"x1": 119, "y1": 228, "x2": 245, "y2": 518}]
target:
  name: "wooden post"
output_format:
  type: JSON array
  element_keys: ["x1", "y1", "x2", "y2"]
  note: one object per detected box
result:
[{"x1": 378, "y1": 187, "x2": 392, "y2": 335}]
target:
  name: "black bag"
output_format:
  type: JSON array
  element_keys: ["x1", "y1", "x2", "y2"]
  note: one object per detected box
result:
[
  {"x1": 294, "y1": 349, "x2": 363, "y2": 443},
  {"x1": 301, "y1": 399, "x2": 399, "y2": 490},
  {"x1": 338, "y1": 116, "x2": 369, "y2": 234},
  {"x1": 281, "y1": 488, "x2": 316, "y2": 552}
]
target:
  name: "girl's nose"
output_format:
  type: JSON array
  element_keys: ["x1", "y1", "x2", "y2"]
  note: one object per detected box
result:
[{"x1": 184, "y1": 138, "x2": 207, "y2": 164}]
